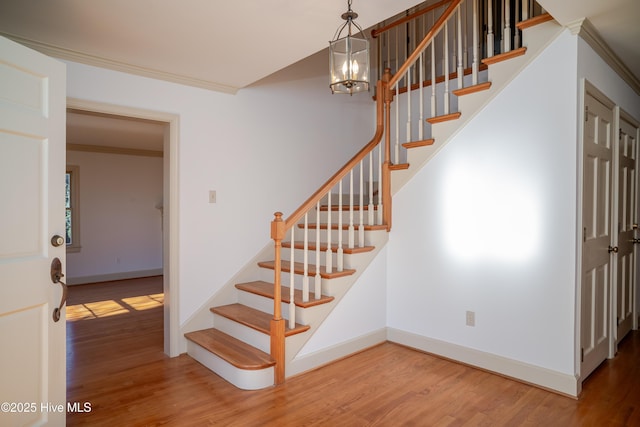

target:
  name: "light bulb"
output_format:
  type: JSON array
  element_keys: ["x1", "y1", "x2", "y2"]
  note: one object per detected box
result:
[{"x1": 352, "y1": 60, "x2": 359, "y2": 75}]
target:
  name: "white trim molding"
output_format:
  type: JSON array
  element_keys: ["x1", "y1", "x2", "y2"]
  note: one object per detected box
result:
[
  {"x1": 67, "y1": 143, "x2": 163, "y2": 158},
  {"x1": 567, "y1": 18, "x2": 640, "y2": 96},
  {"x1": 66, "y1": 269, "x2": 163, "y2": 286},
  {"x1": 387, "y1": 328, "x2": 580, "y2": 398},
  {"x1": 0, "y1": 32, "x2": 239, "y2": 95},
  {"x1": 286, "y1": 329, "x2": 388, "y2": 378}
]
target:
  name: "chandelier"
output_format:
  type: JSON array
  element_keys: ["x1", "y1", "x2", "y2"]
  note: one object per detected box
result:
[{"x1": 329, "y1": 0, "x2": 370, "y2": 95}]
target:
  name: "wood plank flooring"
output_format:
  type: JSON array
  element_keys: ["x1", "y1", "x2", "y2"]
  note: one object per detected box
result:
[{"x1": 67, "y1": 277, "x2": 640, "y2": 426}]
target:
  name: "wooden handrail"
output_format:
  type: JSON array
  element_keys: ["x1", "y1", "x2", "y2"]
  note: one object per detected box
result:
[
  {"x1": 371, "y1": 0, "x2": 452, "y2": 38},
  {"x1": 283, "y1": 78, "x2": 387, "y2": 230},
  {"x1": 388, "y1": 0, "x2": 463, "y2": 88}
]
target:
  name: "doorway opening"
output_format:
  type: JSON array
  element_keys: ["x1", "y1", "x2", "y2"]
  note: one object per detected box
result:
[{"x1": 65, "y1": 98, "x2": 179, "y2": 357}]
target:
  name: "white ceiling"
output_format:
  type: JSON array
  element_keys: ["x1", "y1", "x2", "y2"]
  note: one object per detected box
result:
[
  {"x1": 1, "y1": 0, "x2": 637, "y2": 150},
  {"x1": 537, "y1": 0, "x2": 640, "y2": 82},
  {"x1": 0, "y1": 0, "x2": 424, "y2": 93}
]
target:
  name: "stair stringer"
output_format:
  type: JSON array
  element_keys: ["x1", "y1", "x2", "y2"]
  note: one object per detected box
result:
[
  {"x1": 391, "y1": 19, "x2": 564, "y2": 195},
  {"x1": 279, "y1": 229, "x2": 389, "y2": 378}
]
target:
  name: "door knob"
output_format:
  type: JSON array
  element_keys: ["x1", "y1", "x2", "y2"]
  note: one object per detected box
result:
[
  {"x1": 51, "y1": 235, "x2": 65, "y2": 247},
  {"x1": 608, "y1": 245, "x2": 619, "y2": 253}
]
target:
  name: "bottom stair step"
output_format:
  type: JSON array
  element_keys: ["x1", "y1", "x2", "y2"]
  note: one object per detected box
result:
[
  {"x1": 185, "y1": 328, "x2": 275, "y2": 390},
  {"x1": 185, "y1": 328, "x2": 275, "y2": 370}
]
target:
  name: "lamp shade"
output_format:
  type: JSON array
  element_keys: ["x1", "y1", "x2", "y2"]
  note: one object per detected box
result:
[{"x1": 329, "y1": 35, "x2": 370, "y2": 94}]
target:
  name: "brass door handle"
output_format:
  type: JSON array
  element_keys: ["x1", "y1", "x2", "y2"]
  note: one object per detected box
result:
[
  {"x1": 50, "y1": 257, "x2": 68, "y2": 322},
  {"x1": 608, "y1": 245, "x2": 619, "y2": 253}
]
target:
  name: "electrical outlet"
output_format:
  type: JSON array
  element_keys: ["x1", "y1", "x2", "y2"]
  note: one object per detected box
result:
[
  {"x1": 209, "y1": 190, "x2": 217, "y2": 204},
  {"x1": 466, "y1": 310, "x2": 475, "y2": 327}
]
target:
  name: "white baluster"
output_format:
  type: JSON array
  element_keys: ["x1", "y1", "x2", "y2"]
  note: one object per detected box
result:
[
  {"x1": 472, "y1": 0, "x2": 479, "y2": 85},
  {"x1": 504, "y1": 0, "x2": 511, "y2": 52},
  {"x1": 315, "y1": 201, "x2": 321, "y2": 300},
  {"x1": 326, "y1": 190, "x2": 333, "y2": 274},
  {"x1": 368, "y1": 152, "x2": 374, "y2": 226},
  {"x1": 487, "y1": 0, "x2": 494, "y2": 57},
  {"x1": 289, "y1": 227, "x2": 295, "y2": 329},
  {"x1": 348, "y1": 170, "x2": 354, "y2": 248},
  {"x1": 444, "y1": 21, "x2": 450, "y2": 115},
  {"x1": 377, "y1": 145, "x2": 383, "y2": 225},
  {"x1": 431, "y1": 41, "x2": 436, "y2": 117},
  {"x1": 395, "y1": 82, "x2": 400, "y2": 164},
  {"x1": 358, "y1": 162, "x2": 365, "y2": 248},
  {"x1": 406, "y1": 69, "x2": 412, "y2": 145},
  {"x1": 419, "y1": 51, "x2": 424, "y2": 140},
  {"x1": 337, "y1": 180, "x2": 344, "y2": 272},
  {"x1": 522, "y1": 0, "x2": 529, "y2": 21},
  {"x1": 302, "y1": 213, "x2": 309, "y2": 302},
  {"x1": 457, "y1": 6, "x2": 464, "y2": 89}
]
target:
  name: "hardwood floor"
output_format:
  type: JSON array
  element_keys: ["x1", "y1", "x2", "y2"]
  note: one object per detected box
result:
[{"x1": 67, "y1": 277, "x2": 639, "y2": 426}]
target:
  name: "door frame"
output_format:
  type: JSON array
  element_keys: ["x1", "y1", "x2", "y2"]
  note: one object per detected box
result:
[
  {"x1": 620, "y1": 108, "x2": 640, "y2": 334},
  {"x1": 576, "y1": 79, "x2": 640, "y2": 392},
  {"x1": 66, "y1": 98, "x2": 181, "y2": 357}
]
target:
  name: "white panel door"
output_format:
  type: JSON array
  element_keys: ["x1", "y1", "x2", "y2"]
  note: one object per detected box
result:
[
  {"x1": 616, "y1": 116, "x2": 639, "y2": 344},
  {"x1": 581, "y1": 92, "x2": 614, "y2": 380},
  {"x1": 0, "y1": 37, "x2": 66, "y2": 426}
]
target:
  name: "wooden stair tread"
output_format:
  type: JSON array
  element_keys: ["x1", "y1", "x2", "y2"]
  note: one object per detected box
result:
[
  {"x1": 258, "y1": 260, "x2": 356, "y2": 279},
  {"x1": 516, "y1": 13, "x2": 553, "y2": 31},
  {"x1": 426, "y1": 112, "x2": 462, "y2": 124},
  {"x1": 481, "y1": 47, "x2": 527, "y2": 66},
  {"x1": 403, "y1": 138, "x2": 434, "y2": 149},
  {"x1": 452, "y1": 81, "x2": 492, "y2": 97},
  {"x1": 389, "y1": 163, "x2": 410, "y2": 171},
  {"x1": 212, "y1": 303, "x2": 310, "y2": 337},
  {"x1": 282, "y1": 240, "x2": 375, "y2": 254},
  {"x1": 185, "y1": 328, "x2": 275, "y2": 370},
  {"x1": 236, "y1": 280, "x2": 334, "y2": 308},
  {"x1": 297, "y1": 223, "x2": 387, "y2": 231}
]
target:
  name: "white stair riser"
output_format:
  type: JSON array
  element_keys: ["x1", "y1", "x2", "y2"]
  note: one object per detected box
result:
[
  {"x1": 280, "y1": 247, "x2": 372, "y2": 270},
  {"x1": 213, "y1": 313, "x2": 270, "y2": 353},
  {"x1": 289, "y1": 228, "x2": 381, "y2": 247},
  {"x1": 187, "y1": 340, "x2": 274, "y2": 390},
  {"x1": 237, "y1": 290, "x2": 325, "y2": 326},
  {"x1": 255, "y1": 269, "x2": 348, "y2": 296}
]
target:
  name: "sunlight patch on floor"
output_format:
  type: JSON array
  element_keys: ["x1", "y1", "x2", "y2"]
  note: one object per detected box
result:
[{"x1": 67, "y1": 293, "x2": 164, "y2": 321}]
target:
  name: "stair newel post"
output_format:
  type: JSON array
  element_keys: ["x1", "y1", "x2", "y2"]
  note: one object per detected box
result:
[
  {"x1": 382, "y1": 68, "x2": 395, "y2": 231},
  {"x1": 270, "y1": 212, "x2": 286, "y2": 384}
]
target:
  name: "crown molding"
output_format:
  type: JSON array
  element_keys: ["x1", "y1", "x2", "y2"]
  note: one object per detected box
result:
[
  {"x1": 67, "y1": 143, "x2": 163, "y2": 157},
  {"x1": 566, "y1": 18, "x2": 640, "y2": 96},
  {"x1": 0, "y1": 32, "x2": 239, "y2": 95}
]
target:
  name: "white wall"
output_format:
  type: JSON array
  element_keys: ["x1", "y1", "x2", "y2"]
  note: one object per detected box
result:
[
  {"x1": 387, "y1": 30, "x2": 579, "y2": 381},
  {"x1": 297, "y1": 246, "x2": 388, "y2": 357},
  {"x1": 65, "y1": 49, "x2": 375, "y2": 325},
  {"x1": 66, "y1": 150, "x2": 163, "y2": 283}
]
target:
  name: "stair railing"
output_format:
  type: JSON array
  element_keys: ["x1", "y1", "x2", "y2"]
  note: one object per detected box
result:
[
  {"x1": 270, "y1": 75, "x2": 389, "y2": 384},
  {"x1": 269, "y1": 0, "x2": 545, "y2": 384}
]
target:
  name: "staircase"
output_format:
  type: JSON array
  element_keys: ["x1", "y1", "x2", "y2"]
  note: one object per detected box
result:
[{"x1": 184, "y1": 0, "x2": 562, "y2": 390}]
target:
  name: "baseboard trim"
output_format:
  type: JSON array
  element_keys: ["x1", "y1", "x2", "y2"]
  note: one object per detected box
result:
[
  {"x1": 67, "y1": 269, "x2": 163, "y2": 285},
  {"x1": 387, "y1": 328, "x2": 579, "y2": 397},
  {"x1": 286, "y1": 328, "x2": 387, "y2": 378}
]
